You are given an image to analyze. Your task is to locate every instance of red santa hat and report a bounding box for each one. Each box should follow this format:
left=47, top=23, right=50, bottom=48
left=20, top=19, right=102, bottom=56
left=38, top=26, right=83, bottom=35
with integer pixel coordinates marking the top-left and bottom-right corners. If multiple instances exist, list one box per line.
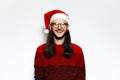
left=44, top=9, right=69, bottom=33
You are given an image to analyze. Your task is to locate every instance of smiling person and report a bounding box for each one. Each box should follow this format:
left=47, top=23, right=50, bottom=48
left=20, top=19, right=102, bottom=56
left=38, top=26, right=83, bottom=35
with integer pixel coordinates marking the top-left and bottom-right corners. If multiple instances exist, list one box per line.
left=34, top=10, right=86, bottom=80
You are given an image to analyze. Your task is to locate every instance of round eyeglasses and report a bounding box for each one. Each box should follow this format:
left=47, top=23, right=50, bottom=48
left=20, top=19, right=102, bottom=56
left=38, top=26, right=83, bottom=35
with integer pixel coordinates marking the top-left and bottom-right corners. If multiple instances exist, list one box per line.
left=50, top=22, right=68, bottom=28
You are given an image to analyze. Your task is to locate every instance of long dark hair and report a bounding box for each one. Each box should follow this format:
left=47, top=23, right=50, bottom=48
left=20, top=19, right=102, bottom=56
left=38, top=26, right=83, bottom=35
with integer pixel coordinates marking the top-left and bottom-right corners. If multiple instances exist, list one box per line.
left=44, top=30, right=73, bottom=58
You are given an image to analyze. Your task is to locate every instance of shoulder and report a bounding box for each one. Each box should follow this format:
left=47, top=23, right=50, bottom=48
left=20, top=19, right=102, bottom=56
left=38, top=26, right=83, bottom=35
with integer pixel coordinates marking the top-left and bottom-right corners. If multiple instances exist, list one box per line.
left=72, top=43, right=82, bottom=49
left=36, top=43, right=46, bottom=53
left=37, top=43, right=46, bottom=49
left=71, top=43, right=83, bottom=55
left=71, top=43, right=85, bottom=63
left=71, top=43, right=82, bottom=51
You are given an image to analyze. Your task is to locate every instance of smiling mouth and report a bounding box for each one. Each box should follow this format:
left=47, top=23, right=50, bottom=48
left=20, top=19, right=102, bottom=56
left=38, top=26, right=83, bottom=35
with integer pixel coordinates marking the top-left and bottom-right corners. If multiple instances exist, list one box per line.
left=56, top=30, right=64, bottom=33
left=52, top=30, right=65, bottom=40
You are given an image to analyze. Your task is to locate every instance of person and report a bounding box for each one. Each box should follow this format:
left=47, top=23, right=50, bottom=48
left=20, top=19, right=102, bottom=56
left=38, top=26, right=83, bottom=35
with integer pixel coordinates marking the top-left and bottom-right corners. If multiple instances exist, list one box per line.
left=34, top=9, right=86, bottom=80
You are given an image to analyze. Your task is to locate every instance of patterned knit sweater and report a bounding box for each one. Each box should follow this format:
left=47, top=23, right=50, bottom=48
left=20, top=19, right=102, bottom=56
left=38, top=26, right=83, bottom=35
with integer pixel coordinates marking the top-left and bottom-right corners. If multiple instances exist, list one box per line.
left=34, top=43, right=85, bottom=80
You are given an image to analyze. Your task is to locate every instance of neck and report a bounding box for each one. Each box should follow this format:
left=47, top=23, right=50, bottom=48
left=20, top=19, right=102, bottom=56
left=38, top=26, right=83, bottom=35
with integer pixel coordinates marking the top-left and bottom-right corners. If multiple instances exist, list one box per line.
left=54, top=37, right=65, bottom=45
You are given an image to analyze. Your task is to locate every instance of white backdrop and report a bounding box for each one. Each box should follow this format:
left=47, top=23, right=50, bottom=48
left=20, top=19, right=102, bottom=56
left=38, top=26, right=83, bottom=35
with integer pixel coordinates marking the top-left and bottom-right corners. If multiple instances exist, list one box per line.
left=0, top=0, right=120, bottom=80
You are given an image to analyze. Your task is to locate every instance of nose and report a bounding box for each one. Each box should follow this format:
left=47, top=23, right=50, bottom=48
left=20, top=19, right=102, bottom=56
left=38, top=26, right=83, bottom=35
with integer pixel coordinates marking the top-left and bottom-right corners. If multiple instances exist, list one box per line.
left=58, top=25, right=62, bottom=29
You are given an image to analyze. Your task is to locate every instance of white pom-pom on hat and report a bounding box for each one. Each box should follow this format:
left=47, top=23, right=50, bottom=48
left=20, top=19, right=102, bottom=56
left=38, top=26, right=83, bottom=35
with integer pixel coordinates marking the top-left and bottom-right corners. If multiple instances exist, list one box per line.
left=44, top=29, right=49, bottom=34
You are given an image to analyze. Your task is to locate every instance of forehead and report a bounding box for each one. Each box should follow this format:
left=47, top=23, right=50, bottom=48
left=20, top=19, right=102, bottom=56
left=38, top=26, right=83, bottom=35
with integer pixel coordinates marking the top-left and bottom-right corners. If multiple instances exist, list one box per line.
left=51, top=19, right=67, bottom=23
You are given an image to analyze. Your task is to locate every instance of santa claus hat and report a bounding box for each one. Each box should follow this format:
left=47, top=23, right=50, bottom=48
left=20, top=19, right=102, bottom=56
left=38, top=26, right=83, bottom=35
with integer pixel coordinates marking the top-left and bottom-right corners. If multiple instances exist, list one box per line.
left=44, top=9, right=69, bottom=33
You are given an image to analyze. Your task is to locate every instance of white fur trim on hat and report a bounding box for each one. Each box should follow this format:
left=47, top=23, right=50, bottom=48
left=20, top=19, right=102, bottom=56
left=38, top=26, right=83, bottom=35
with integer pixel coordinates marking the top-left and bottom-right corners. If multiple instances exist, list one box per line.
left=50, top=13, right=69, bottom=23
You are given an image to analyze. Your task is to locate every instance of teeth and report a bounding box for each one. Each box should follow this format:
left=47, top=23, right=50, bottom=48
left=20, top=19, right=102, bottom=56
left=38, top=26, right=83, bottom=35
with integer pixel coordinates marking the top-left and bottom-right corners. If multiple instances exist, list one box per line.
left=56, top=30, right=63, bottom=33
left=57, top=31, right=62, bottom=33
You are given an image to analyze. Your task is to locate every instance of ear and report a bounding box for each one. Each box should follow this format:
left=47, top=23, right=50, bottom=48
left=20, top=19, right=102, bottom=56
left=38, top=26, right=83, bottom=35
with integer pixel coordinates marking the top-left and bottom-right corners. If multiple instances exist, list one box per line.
left=67, top=26, right=69, bottom=30
left=49, top=26, right=52, bottom=30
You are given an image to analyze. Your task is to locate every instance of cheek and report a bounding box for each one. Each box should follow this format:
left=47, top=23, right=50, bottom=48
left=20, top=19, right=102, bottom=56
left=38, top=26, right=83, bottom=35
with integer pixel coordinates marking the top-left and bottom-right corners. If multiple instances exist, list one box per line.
left=49, top=26, right=55, bottom=31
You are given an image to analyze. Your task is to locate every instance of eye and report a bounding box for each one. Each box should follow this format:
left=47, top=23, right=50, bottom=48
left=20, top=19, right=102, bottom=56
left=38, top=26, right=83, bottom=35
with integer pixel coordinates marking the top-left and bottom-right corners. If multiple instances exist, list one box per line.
left=62, top=23, right=68, bottom=26
left=50, top=23, right=56, bottom=26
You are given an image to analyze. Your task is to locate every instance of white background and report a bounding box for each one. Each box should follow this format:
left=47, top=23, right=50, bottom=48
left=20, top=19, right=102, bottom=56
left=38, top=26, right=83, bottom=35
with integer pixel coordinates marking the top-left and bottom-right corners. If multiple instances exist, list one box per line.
left=0, top=0, right=120, bottom=80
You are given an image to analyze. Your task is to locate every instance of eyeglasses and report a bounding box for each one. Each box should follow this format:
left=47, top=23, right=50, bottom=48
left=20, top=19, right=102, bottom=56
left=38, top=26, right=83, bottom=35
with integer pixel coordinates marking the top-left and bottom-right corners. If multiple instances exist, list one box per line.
left=50, top=22, right=68, bottom=27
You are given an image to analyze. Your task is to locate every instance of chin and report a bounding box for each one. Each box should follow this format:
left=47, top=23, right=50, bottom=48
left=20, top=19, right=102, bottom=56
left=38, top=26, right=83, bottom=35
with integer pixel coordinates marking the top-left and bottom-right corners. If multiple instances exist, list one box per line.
left=54, top=34, right=65, bottom=40
left=55, top=33, right=64, bottom=36
left=56, top=35, right=64, bottom=37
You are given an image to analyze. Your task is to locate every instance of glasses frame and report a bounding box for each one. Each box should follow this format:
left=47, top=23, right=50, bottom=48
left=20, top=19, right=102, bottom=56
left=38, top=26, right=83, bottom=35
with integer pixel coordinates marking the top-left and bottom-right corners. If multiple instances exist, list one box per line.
left=50, top=22, right=68, bottom=28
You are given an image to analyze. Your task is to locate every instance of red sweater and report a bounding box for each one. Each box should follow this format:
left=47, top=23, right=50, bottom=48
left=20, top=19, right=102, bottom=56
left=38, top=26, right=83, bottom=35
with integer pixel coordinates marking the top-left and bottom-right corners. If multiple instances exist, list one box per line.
left=34, top=43, right=85, bottom=80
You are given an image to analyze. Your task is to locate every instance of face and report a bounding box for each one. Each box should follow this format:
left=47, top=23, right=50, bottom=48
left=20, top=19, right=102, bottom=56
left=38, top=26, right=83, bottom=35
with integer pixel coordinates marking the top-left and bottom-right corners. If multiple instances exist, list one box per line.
left=50, top=19, right=69, bottom=39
